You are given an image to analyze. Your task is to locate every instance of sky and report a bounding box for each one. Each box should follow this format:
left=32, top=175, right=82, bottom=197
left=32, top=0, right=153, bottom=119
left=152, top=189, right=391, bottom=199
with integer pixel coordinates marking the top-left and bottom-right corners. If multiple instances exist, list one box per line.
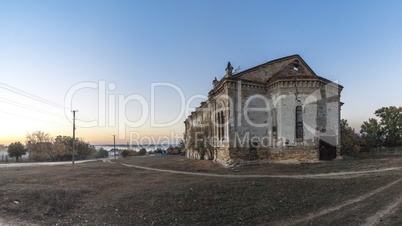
left=1, top=0, right=402, bottom=145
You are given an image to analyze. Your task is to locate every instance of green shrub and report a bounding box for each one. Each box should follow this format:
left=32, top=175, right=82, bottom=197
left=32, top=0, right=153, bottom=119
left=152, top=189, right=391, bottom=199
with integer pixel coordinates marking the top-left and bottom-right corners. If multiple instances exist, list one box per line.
left=95, top=148, right=109, bottom=158
left=121, top=150, right=129, bottom=158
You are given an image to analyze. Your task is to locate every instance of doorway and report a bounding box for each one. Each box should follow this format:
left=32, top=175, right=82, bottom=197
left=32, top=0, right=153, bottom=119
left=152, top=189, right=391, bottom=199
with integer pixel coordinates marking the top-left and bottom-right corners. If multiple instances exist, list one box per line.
left=319, top=139, right=336, bottom=160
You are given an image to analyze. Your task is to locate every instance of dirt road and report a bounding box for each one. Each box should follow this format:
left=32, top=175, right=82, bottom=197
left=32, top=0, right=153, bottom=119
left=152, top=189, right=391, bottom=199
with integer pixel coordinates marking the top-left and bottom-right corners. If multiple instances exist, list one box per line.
left=0, top=159, right=98, bottom=168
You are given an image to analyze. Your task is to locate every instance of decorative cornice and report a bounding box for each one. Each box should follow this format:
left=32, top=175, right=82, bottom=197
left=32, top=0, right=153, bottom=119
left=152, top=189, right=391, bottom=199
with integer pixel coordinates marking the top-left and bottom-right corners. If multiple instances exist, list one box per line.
left=267, top=77, right=343, bottom=92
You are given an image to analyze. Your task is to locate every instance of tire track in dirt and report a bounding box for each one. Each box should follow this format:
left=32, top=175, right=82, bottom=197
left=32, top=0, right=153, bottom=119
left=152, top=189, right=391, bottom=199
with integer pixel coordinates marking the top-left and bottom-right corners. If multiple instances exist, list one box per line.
left=101, top=158, right=115, bottom=164
left=362, top=193, right=402, bottom=226
left=0, top=217, right=38, bottom=226
left=276, top=178, right=402, bottom=225
left=119, top=162, right=402, bottom=179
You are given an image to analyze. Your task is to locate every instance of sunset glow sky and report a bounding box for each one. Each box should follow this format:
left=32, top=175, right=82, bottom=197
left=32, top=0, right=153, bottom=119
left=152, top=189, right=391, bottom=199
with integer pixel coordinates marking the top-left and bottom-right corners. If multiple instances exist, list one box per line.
left=1, top=0, right=402, bottom=145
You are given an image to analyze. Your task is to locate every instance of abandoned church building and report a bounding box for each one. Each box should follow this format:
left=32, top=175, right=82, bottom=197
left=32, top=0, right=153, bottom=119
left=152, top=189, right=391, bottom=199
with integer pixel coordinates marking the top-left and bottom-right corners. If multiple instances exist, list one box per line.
left=184, top=55, right=343, bottom=166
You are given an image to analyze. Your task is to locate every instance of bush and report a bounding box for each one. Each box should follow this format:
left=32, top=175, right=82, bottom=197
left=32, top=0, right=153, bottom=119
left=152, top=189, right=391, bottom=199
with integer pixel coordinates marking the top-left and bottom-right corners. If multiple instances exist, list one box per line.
left=138, top=148, right=147, bottom=156
left=121, top=150, right=129, bottom=158
left=95, top=148, right=109, bottom=158
left=154, top=148, right=163, bottom=154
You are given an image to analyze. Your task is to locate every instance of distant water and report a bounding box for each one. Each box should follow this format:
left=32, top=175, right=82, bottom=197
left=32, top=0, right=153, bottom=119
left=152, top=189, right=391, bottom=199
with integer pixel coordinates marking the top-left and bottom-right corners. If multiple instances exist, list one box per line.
left=93, top=144, right=174, bottom=152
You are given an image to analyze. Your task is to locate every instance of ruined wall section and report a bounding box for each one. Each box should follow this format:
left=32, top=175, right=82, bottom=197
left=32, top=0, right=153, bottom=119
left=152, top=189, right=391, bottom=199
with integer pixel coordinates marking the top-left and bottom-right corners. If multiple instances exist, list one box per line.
left=317, top=82, right=342, bottom=149
left=231, top=82, right=268, bottom=149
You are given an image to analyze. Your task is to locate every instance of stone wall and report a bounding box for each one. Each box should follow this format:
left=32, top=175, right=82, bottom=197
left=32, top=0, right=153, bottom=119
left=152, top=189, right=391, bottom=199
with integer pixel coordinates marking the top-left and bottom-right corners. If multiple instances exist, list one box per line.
left=214, top=148, right=232, bottom=165
left=265, top=146, right=319, bottom=162
left=213, top=145, right=319, bottom=166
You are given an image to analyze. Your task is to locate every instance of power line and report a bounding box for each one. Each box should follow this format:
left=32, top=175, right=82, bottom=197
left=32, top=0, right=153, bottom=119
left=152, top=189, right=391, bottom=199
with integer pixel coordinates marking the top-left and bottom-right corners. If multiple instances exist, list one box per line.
left=0, top=110, right=71, bottom=127
left=0, top=82, right=65, bottom=109
left=0, top=81, right=120, bottom=144
left=0, top=98, right=117, bottom=139
left=0, top=97, right=66, bottom=119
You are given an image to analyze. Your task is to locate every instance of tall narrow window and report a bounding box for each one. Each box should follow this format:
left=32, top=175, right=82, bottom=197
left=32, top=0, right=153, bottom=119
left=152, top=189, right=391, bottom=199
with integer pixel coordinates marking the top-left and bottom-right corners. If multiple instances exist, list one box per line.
left=221, top=112, right=225, bottom=140
left=272, top=108, right=277, bottom=139
left=296, top=106, right=303, bottom=139
left=217, top=112, right=221, bottom=140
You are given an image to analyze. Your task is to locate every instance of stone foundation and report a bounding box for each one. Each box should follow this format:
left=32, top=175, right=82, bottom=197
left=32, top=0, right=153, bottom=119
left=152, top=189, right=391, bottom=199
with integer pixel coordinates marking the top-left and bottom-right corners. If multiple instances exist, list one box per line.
left=188, top=145, right=321, bottom=167
left=214, top=148, right=232, bottom=165
left=266, top=146, right=319, bottom=162
left=213, top=146, right=319, bottom=166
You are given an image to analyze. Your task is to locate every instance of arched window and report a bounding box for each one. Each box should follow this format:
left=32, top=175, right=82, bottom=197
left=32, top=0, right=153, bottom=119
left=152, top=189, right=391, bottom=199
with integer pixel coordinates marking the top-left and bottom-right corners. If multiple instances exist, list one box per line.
left=216, top=111, right=225, bottom=140
left=216, top=103, right=226, bottom=141
left=296, top=106, right=303, bottom=139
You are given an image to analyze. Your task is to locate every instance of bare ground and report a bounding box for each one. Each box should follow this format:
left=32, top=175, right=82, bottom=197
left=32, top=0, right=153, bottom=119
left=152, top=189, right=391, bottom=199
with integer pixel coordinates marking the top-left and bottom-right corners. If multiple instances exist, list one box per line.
left=0, top=155, right=401, bottom=225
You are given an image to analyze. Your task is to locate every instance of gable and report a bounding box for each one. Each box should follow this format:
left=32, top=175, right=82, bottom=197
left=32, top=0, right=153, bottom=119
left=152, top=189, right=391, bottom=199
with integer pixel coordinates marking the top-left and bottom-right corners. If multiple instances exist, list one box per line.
left=233, top=55, right=317, bottom=83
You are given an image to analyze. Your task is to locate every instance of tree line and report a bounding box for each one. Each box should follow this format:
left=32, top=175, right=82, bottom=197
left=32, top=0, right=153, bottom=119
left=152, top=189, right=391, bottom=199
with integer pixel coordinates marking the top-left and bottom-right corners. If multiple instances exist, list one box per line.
left=7, top=131, right=95, bottom=162
left=341, top=106, right=402, bottom=154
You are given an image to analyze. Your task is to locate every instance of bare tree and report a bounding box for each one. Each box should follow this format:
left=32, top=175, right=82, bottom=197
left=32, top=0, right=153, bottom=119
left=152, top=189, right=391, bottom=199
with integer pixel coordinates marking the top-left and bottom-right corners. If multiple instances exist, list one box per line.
left=26, top=131, right=54, bottom=161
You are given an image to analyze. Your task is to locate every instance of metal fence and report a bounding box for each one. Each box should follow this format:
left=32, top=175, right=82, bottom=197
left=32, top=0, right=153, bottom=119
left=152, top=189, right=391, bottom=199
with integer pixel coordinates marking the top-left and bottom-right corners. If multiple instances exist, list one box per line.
left=369, top=147, right=402, bottom=156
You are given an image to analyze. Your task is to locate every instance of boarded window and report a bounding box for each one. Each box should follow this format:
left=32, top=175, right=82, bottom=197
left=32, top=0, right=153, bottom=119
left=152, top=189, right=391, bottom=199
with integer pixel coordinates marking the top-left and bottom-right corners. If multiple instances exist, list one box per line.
left=272, top=108, right=277, bottom=139
left=220, top=112, right=225, bottom=140
left=216, top=111, right=225, bottom=140
left=216, top=112, right=221, bottom=140
left=296, top=106, right=303, bottom=139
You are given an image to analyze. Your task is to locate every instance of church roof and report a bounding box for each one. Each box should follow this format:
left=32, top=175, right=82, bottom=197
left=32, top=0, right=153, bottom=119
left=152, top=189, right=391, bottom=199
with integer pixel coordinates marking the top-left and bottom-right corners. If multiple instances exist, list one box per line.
left=208, top=54, right=343, bottom=98
left=233, top=54, right=318, bottom=83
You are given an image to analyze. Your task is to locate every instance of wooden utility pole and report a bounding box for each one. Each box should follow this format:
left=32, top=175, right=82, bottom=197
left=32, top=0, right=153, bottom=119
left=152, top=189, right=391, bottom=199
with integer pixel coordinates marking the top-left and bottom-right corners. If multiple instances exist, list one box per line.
left=113, top=135, right=116, bottom=160
left=72, top=110, right=78, bottom=165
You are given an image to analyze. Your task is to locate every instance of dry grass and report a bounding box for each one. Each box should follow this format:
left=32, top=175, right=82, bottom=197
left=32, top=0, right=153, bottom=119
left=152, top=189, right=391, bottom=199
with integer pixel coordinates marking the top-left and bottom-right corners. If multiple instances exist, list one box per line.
left=0, top=156, right=401, bottom=225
